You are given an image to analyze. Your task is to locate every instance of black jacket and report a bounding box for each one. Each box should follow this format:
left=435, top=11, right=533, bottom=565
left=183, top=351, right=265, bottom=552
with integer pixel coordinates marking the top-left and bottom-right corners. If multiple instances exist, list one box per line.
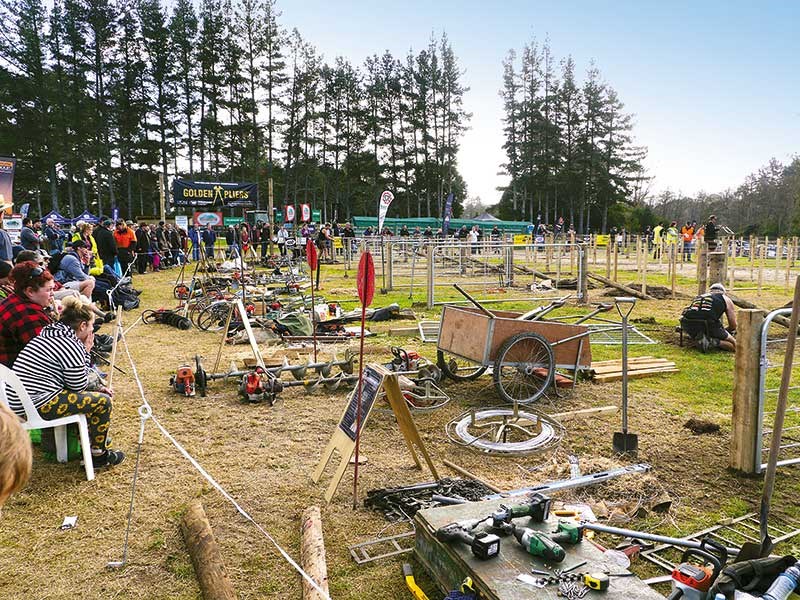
left=94, top=226, right=117, bottom=265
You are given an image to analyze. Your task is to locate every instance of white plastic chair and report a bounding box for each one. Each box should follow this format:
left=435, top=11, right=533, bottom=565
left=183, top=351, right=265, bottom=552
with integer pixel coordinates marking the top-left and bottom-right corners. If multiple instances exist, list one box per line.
left=0, top=364, right=94, bottom=481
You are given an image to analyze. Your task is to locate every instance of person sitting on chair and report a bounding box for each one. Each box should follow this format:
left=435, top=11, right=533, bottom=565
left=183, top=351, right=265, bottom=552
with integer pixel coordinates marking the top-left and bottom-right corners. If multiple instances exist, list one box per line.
left=6, top=297, right=125, bottom=468
left=0, top=261, right=55, bottom=366
left=680, top=282, right=737, bottom=352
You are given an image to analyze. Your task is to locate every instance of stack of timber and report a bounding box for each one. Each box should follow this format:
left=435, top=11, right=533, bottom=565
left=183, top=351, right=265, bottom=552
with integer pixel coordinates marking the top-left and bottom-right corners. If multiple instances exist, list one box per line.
left=590, top=356, right=677, bottom=383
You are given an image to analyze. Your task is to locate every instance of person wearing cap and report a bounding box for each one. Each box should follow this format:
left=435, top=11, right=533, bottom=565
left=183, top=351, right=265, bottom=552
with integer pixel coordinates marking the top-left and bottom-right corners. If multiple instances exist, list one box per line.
left=71, top=221, right=103, bottom=275
left=680, top=282, right=736, bottom=352
left=53, top=240, right=95, bottom=299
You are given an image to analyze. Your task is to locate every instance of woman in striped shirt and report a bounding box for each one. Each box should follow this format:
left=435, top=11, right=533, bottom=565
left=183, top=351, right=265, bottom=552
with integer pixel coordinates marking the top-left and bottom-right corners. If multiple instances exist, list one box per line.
left=9, top=297, right=125, bottom=468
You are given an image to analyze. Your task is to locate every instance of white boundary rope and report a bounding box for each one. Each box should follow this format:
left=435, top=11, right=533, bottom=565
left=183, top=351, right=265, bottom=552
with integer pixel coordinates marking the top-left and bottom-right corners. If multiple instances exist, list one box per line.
left=118, top=327, right=332, bottom=600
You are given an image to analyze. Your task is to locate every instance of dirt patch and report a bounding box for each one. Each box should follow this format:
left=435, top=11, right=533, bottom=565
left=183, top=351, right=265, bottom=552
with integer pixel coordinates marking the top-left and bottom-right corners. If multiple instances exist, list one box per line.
left=684, top=418, right=721, bottom=435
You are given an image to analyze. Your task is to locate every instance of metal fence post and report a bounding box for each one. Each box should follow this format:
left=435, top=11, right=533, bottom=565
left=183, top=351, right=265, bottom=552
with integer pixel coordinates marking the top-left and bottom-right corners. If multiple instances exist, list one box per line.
left=386, top=241, right=394, bottom=291
left=426, top=244, right=435, bottom=310
left=578, top=244, right=588, bottom=305
left=729, top=309, right=765, bottom=474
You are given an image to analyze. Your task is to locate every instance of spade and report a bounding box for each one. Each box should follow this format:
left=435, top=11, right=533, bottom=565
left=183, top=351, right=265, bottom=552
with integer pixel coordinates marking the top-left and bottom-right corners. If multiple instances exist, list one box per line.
left=613, top=297, right=638, bottom=456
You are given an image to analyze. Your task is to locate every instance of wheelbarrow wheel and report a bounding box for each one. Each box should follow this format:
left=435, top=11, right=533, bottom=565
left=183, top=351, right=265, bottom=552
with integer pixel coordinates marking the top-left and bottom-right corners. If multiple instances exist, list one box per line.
left=492, top=332, right=554, bottom=404
left=437, top=350, right=487, bottom=382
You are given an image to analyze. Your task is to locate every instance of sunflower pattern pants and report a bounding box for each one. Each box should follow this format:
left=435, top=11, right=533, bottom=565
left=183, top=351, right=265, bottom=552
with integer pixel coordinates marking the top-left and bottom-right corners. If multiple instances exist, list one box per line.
left=38, top=390, right=113, bottom=451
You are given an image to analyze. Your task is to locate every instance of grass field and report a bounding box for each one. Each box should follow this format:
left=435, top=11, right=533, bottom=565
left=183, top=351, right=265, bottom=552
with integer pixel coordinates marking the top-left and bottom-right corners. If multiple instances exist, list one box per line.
left=2, top=257, right=800, bottom=599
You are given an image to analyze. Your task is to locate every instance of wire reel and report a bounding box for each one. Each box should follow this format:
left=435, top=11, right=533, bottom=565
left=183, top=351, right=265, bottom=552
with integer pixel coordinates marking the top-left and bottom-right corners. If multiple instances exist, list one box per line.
left=445, top=407, right=564, bottom=456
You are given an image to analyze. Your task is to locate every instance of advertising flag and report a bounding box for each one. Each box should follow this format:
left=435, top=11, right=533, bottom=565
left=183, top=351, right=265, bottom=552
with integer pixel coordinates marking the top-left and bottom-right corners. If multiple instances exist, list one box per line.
left=442, top=192, right=455, bottom=236
left=377, top=190, right=394, bottom=233
left=301, top=203, right=311, bottom=222
left=0, top=157, right=16, bottom=215
left=284, top=204, right=296, bottom=223
left=19, top=203, right=30, bottom=218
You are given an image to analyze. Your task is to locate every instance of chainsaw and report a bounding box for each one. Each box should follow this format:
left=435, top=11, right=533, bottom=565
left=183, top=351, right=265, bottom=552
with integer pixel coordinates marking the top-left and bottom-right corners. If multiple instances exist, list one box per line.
left=386, top=346, right=442, bottom=384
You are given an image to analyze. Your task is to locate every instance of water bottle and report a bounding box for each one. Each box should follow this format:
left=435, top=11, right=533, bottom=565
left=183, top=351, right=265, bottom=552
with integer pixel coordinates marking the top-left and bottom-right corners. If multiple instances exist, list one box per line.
left=762, top=564, right=800, bottom=600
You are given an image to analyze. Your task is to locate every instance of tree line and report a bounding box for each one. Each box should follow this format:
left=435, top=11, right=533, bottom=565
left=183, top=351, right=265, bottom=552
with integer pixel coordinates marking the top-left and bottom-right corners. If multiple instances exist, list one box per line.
left=646, top=157, right=800, bottom=237
left=494, top=38, right=649, bottom=233
left=0, top=0, right=469, bottom=221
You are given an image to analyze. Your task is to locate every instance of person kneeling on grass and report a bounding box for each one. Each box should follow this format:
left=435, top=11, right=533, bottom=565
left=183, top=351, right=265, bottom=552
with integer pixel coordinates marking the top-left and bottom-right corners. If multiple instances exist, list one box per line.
left=6, top=296, right=125, bottom=468
left=680, top=282, right=737, bottom=352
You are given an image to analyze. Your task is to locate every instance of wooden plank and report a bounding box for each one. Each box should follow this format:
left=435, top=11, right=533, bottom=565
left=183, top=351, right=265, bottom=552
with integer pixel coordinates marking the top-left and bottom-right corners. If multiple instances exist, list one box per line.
left=437, top=305, right=491, bottom=362
left=414, top=499, right=665, bottom=600
left=550, top=405, right=618, bottom=420
left=591, top=360, right=675, bottom=375
left=590, top=356, right=655, bottom=367
left=593, top=367, right=679, bottom=383
left=386, top=326, right=419, bottom=337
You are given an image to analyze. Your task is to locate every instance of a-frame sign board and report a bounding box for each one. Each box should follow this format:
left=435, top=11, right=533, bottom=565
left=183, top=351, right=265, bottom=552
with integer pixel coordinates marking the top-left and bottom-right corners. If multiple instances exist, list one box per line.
left=212, top=299, right=267, bottom=375
left=311, top=363, right=439, bottom=503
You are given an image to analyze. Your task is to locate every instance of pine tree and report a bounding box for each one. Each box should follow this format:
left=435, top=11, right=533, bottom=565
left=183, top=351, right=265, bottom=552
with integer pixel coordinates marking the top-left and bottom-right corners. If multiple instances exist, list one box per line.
left=86, top=0, right=117, bottom=215
left=111, top=2, right=148, bottom=217
left=138, top=0, right=177, bottom=193
left=170, top=0, right=199, bottom=177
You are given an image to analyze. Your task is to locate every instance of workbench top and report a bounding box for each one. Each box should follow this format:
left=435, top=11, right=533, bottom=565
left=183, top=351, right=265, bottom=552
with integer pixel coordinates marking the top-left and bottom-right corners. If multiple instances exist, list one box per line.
left=414, top=497, right=664, bottom=599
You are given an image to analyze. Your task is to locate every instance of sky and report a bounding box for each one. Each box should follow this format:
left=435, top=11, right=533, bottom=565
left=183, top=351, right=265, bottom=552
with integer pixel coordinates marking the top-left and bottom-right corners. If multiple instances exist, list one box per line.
left=281, top=0, right=799, bottom=206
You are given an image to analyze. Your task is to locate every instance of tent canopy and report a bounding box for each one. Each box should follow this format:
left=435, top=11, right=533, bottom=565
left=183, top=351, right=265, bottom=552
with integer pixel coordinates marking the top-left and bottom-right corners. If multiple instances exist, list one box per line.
left=71, top=211, right=99, bottom=224
left=473, top=212, right=501, bottom=221
left=41, top=210, right=71, bottom=226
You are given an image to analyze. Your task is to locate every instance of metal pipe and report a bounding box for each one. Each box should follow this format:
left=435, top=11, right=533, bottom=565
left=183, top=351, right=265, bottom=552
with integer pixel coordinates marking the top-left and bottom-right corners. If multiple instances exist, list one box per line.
left=579, top=522, right=740, bottom=557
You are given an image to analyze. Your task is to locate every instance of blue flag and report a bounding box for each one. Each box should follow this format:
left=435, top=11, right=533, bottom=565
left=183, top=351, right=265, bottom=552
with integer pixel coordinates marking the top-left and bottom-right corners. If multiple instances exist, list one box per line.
left=442, top=193, right=454, bottom=236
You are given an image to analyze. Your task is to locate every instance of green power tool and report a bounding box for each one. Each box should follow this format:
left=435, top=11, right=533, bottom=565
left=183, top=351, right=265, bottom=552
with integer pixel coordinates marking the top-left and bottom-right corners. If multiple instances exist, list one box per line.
left=506, top=523, right=566, bottom=563
left=488, top=493, right=552, bottom=528
left=551, top=520, right=584, bottom=545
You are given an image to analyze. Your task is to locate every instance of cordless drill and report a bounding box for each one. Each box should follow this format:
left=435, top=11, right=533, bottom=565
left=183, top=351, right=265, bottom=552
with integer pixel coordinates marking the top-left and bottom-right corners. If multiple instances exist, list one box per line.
left=488, top=493, right=552, bottom=529
left=550, top=520, right=583, bottom=546
left=435, top=522, right=501, bottom=560
left=500, top=522, right=566, bottom=563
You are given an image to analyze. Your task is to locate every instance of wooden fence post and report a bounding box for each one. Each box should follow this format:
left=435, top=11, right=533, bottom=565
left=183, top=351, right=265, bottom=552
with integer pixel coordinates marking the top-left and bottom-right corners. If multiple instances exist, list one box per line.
left=708, top=251, right=726, bottom=287
left=729, top=309, right=765, bottom=474
left=605, top=238, right=611, bottom=279
left=301, top=506, right=330, bottom=600
left=181, top=500, right=238, bottom=600
left=698, top=243, right=708, bottom=295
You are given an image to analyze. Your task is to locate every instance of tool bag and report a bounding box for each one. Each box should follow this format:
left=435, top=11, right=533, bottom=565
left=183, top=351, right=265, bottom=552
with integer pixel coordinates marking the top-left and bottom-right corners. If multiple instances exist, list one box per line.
left=272, top=312, right=313, bottom=336
left=709, top=555, right=796, bottom=598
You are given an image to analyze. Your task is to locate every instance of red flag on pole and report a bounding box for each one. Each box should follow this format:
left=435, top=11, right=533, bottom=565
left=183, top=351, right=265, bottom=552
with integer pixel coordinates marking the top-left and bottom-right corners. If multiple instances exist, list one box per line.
left=357, top=252, right=375, bottom=308
left=306, top=238, right=318, bottom=271
left=353, top=250, right=375, bottom=509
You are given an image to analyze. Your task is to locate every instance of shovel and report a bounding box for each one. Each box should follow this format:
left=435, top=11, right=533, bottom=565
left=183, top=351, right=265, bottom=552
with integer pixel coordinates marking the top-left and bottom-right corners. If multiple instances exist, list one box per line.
left=613, top=297, right=638, bottom=456
left=737, top=275, right=800, bottom=561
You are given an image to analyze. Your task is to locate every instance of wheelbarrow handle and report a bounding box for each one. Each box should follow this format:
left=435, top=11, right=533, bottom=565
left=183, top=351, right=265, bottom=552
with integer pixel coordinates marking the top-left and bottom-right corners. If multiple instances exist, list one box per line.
left=453, top=284, right=494, bottom=319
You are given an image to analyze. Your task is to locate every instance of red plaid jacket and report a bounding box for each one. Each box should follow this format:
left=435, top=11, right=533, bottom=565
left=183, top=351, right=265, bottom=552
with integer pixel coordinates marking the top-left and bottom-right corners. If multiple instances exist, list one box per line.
left=0, top=293, right=53, bottom=366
